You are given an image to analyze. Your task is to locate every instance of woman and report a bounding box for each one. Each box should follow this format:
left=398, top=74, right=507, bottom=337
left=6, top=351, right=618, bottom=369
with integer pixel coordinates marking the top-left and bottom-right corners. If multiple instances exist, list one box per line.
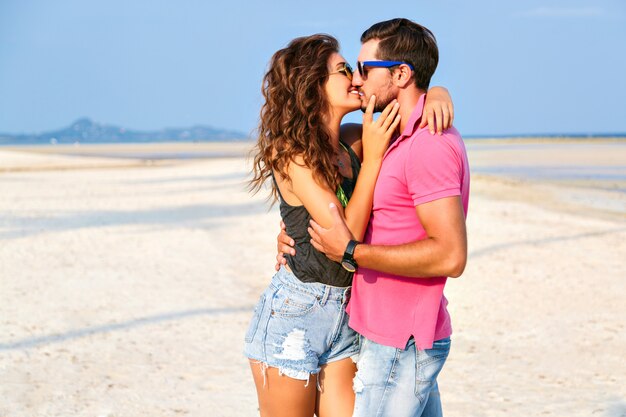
left=246, top=34, right=453, bottom=417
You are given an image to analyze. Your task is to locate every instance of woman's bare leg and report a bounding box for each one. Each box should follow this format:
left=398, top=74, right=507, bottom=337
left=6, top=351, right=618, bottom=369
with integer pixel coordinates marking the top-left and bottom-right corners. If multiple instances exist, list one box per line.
left=315, top=357, right=357, bottom=417
left=250, top=360, right=317, bottom=417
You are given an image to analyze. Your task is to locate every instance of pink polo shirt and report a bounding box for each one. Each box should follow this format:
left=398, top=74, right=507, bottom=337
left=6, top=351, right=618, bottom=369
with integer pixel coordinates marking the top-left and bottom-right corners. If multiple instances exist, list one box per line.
left=346, top=94, right=470, bottom=350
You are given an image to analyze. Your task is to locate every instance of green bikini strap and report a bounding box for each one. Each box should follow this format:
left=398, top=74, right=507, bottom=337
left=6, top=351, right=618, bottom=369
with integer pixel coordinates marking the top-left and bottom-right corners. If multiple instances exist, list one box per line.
left=336, top=140, right=351, bottom=208
left=336, top=186, right=348, bottom=208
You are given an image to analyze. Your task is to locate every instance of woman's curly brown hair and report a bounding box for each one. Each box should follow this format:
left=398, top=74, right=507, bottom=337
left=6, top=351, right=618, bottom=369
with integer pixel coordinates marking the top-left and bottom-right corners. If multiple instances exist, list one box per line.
left=249, top=34, right=342, bottom=202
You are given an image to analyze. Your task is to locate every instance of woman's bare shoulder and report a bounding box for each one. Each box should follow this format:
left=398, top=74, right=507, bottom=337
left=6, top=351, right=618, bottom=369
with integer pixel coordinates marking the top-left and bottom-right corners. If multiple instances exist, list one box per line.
left=340, top=123, right=363, bottom=160
left=340, top=123, right=362, bottom=146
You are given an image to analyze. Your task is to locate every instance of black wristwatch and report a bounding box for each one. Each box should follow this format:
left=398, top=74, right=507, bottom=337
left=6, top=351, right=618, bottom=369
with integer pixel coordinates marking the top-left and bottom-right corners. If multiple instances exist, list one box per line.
left=341, top=240, right=360, bottom=272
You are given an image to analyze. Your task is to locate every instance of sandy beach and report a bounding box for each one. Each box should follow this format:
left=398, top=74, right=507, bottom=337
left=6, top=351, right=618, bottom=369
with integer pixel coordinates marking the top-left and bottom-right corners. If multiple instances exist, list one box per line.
left=1, top=140, right=625, bottom=417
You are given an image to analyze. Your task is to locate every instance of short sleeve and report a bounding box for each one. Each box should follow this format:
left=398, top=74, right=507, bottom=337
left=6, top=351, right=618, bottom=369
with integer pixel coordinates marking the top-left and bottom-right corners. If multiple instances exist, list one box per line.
left=404, top=133, right=463, bottom=206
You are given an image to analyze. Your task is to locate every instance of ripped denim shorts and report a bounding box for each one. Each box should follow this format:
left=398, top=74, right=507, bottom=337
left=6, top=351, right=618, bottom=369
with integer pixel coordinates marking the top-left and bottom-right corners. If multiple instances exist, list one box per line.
left=244, top=266, right=359, bottom=381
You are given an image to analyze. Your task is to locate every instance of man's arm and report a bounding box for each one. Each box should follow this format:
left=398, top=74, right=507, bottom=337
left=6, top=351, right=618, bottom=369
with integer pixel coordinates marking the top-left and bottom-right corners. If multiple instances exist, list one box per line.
left=274, top=220, right=294, bottom=271
left=308, top=196, right=467, bottom=278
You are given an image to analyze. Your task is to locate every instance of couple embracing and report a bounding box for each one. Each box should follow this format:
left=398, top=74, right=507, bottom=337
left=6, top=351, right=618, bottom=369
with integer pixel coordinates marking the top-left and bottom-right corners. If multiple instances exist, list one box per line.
left=246, top=17, right=470, bottom=417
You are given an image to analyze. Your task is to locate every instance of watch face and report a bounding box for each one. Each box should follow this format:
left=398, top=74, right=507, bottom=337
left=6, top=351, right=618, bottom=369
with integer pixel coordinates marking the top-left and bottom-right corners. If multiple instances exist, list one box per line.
left=341, top=260, right=356, bottom=273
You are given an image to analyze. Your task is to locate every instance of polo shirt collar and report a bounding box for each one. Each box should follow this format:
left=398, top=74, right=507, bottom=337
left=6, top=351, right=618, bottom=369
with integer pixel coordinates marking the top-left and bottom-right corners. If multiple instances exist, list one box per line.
left=385, top=93, right=426, bottom=156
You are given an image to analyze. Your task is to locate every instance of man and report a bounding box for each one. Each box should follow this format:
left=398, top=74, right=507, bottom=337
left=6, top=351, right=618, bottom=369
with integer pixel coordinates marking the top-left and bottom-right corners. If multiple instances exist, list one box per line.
left=279, top=18, right=469, bottom=417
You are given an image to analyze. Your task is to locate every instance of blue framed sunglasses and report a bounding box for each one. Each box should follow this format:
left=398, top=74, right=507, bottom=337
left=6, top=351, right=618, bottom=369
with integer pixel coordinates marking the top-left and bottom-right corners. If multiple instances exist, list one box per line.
left=357, top=60, right=414, bottom=78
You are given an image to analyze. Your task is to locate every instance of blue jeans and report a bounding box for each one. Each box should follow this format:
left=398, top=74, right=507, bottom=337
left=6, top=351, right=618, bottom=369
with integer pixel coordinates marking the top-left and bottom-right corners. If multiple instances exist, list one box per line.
left=352, top=335, right=451, bottom=417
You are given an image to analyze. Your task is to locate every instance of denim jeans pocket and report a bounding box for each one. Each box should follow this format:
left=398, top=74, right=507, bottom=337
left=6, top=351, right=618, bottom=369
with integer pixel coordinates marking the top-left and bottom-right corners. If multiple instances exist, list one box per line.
left=415, top=337, right=450, bottom=388
left=272, top=285, right=319, bottom=317
left=415, top=338, right=450, bottom=397
left=245, top=294, right=266, bottom=343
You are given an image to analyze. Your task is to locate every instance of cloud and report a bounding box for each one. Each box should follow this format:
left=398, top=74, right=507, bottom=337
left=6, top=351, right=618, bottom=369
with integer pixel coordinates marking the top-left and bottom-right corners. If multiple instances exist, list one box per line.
left=515, top=7, right=606, bottom=18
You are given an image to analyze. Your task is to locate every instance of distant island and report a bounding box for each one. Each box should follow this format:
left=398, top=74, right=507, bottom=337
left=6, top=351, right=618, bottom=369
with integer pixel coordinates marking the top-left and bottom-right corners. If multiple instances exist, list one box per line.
left=1, top=119, right=624, bottom=146
left=0, top=118, right=250, bottom=145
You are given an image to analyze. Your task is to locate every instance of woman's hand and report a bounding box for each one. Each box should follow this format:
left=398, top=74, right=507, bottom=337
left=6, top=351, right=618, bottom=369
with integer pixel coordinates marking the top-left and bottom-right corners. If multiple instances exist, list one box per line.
left=361, top=95, right=401, bottom=163
left=420, top=86, right=454, bottom=135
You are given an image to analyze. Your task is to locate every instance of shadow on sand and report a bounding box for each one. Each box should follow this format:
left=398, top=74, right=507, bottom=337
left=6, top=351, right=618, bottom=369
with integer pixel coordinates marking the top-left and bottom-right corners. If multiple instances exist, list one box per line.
left=469, top=227, right=626, bottom=259
left=0, top=201, right=276, bottom=240
left=0, top=305, right=253, bottom=351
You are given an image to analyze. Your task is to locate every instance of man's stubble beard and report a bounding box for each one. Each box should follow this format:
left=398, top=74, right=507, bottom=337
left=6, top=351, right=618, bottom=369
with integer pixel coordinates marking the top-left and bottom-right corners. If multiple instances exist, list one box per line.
left=360, top=80, right=397, bottom=113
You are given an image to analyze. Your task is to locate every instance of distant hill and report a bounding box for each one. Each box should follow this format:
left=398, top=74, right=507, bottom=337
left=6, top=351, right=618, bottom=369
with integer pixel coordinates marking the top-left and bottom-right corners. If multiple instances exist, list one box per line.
left=0, top=118, right=250, bottom=145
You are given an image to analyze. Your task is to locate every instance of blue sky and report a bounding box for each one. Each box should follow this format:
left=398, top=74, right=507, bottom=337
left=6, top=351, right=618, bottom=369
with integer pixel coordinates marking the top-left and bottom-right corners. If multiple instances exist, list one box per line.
left=1, top=0, right=625, bottom=136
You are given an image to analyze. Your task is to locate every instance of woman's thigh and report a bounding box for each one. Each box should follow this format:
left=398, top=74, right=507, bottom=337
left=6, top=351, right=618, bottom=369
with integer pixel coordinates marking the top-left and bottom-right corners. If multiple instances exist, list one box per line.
left=250, top=360, right=317, bottom=417
left=315, top=357, right=357, bottom=417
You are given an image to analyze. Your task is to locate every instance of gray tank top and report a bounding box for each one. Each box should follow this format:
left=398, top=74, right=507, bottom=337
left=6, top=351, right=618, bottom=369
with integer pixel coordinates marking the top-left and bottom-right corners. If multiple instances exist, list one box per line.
left=275, top=142, right=361, bottom=287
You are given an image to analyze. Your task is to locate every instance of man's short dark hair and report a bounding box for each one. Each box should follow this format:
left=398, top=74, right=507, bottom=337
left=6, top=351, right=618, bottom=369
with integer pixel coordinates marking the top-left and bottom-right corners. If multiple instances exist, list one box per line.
left=361, top=18, right=438, bottom=90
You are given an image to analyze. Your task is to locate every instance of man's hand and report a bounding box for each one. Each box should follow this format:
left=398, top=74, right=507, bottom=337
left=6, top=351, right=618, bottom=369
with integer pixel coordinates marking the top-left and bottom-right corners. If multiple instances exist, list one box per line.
left=275, top=220, right=296, bottom=271
left=308, top=203, right=355, bottom=263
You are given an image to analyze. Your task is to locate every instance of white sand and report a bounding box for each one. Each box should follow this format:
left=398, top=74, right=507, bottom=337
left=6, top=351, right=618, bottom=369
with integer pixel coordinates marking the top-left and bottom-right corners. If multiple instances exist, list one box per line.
left=0, top=143, right=624, bottom=417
